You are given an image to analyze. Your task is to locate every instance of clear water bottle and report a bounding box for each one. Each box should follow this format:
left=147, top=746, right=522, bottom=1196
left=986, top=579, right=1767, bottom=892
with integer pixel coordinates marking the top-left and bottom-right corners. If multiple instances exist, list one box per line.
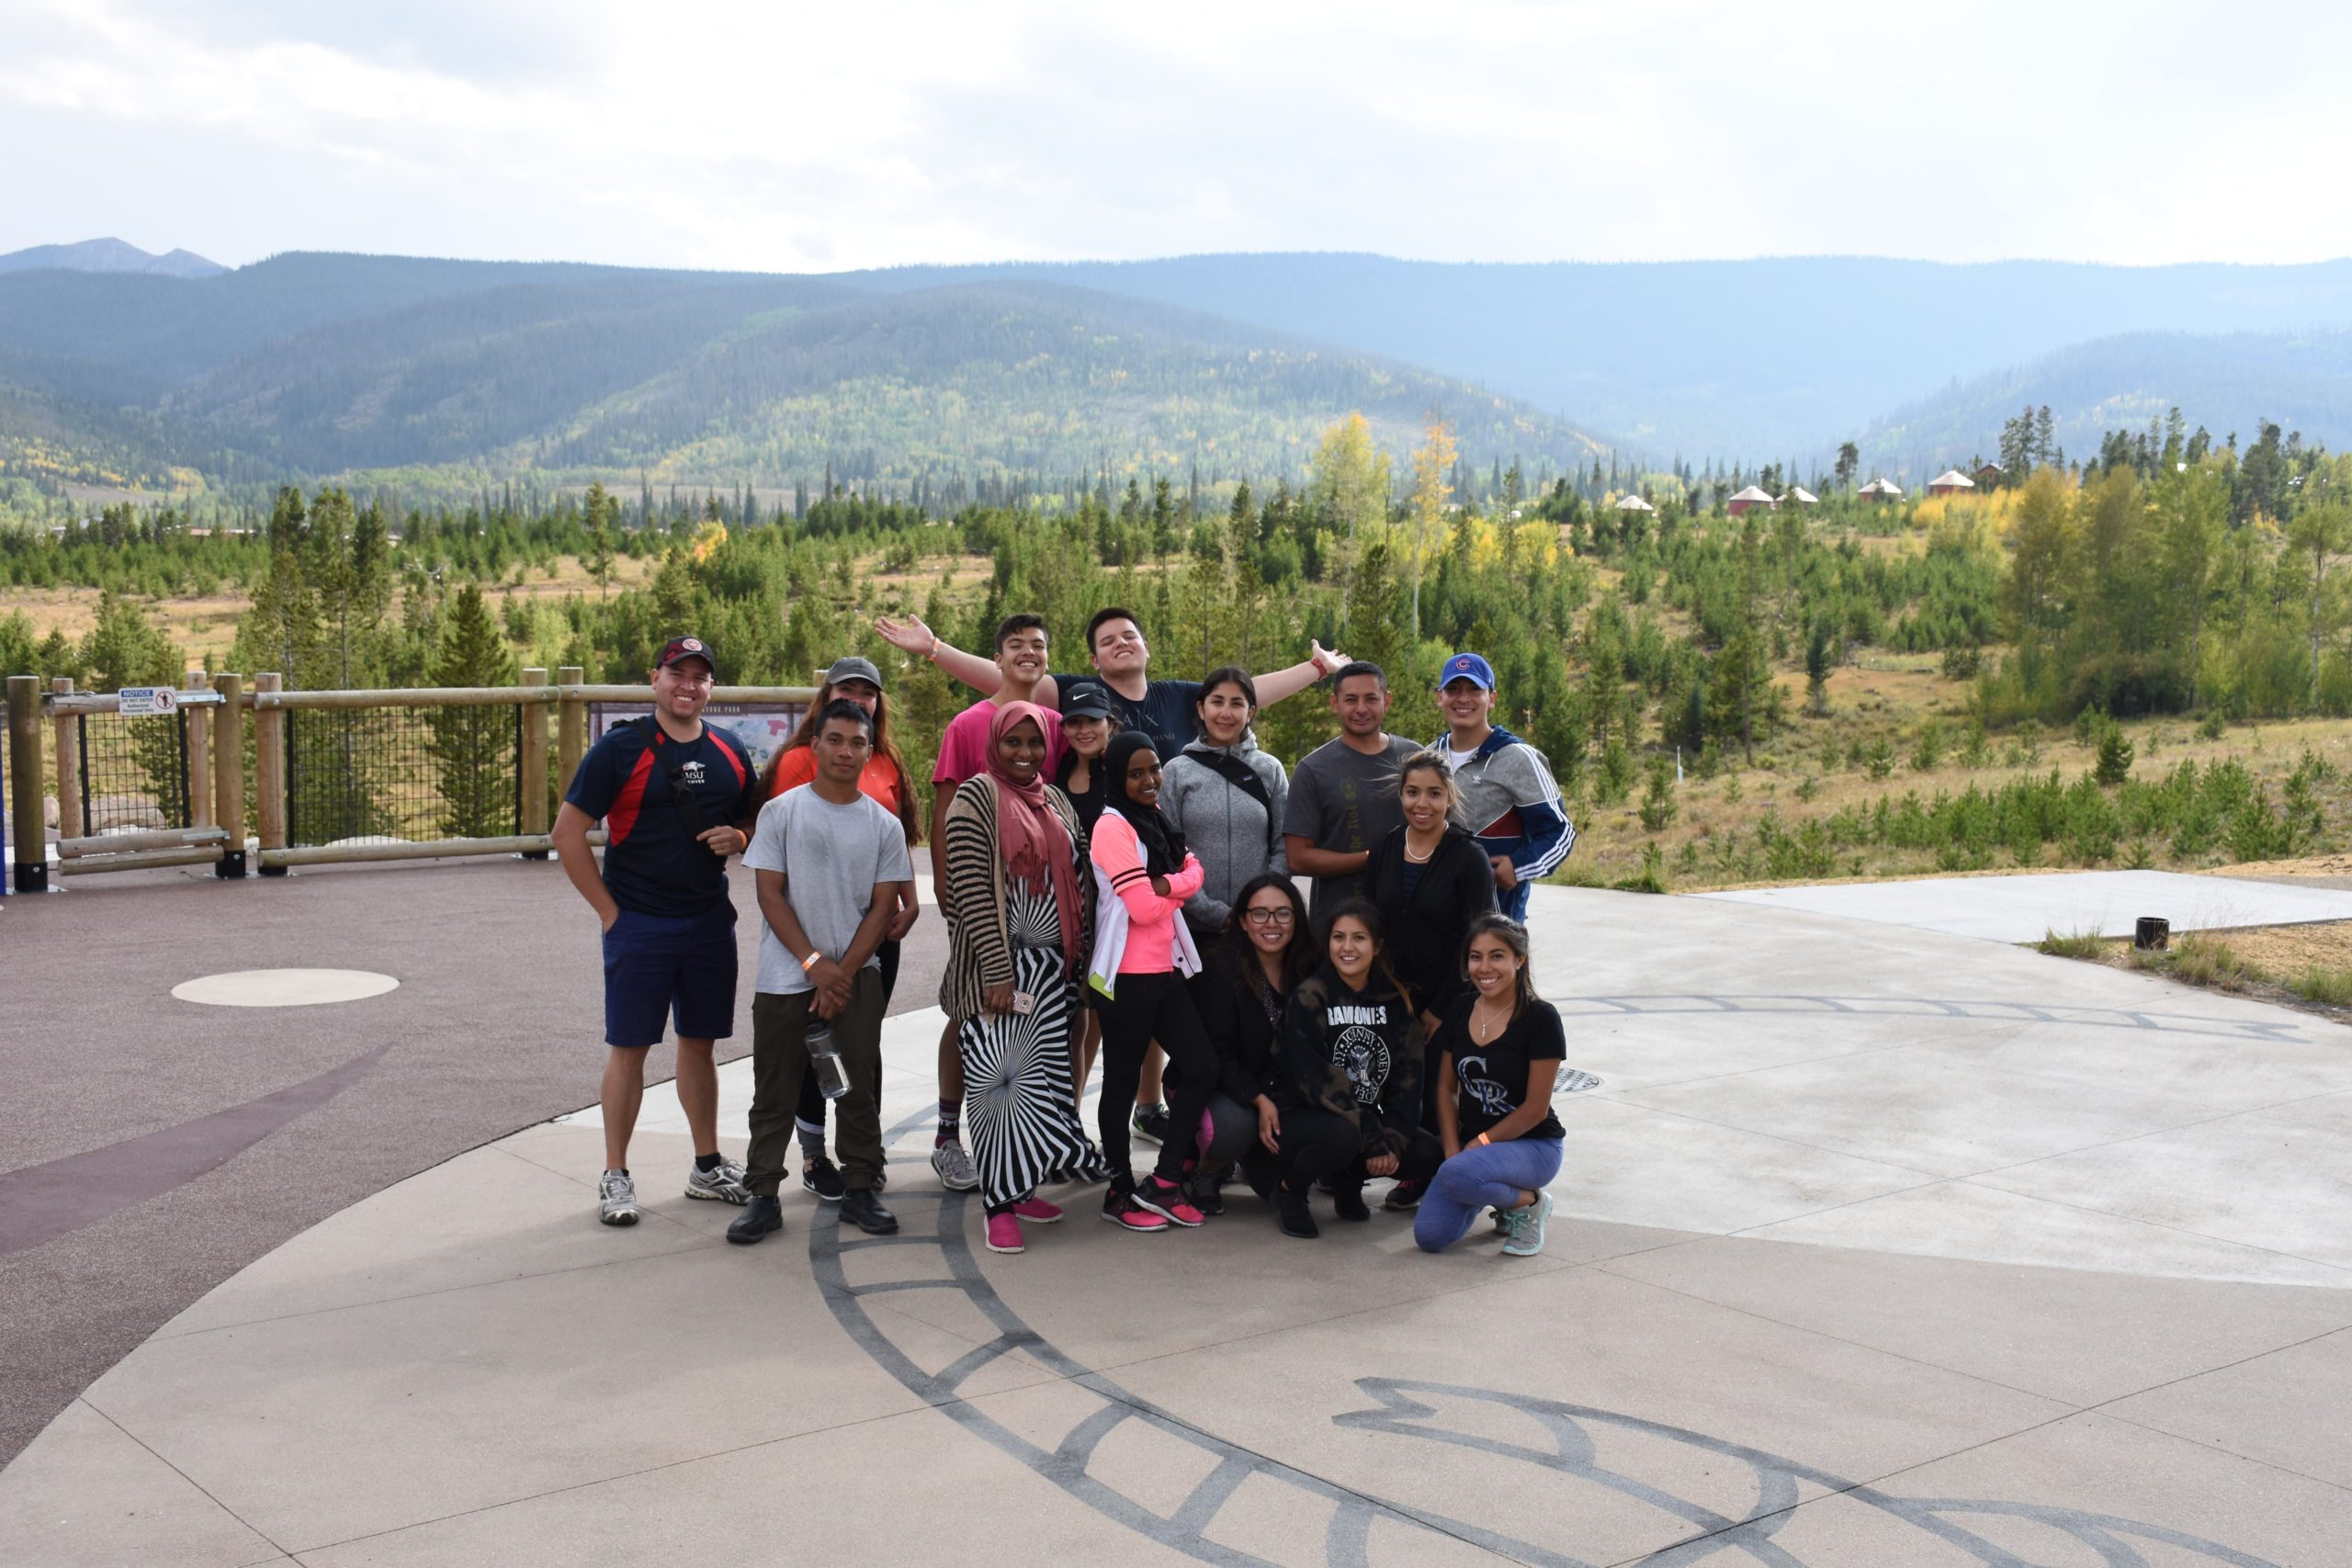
left=808, top=1017, right=850, bottom=1100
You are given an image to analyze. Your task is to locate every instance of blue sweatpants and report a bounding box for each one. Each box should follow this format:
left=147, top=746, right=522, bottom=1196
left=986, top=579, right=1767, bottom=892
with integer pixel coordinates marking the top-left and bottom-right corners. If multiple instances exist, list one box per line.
left=1414, top=1136, right=1564, bottom=1253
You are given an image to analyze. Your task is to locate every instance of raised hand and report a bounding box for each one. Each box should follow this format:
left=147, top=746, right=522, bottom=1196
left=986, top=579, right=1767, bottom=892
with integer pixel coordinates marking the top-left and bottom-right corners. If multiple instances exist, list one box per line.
left=873, top=614, right=934, bottom=655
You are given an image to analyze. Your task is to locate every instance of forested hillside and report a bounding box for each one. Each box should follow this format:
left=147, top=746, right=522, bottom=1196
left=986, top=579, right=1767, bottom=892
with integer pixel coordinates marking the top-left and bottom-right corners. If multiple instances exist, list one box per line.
left=0, top=255, right=1605, bottom=510
left=1857, top=330, right=2352, bottom=474
left=847, top=254, right=2352, bottom=457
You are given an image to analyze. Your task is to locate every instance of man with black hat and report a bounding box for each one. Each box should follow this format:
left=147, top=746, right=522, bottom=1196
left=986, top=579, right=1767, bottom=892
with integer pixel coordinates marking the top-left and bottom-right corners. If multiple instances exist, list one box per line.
left=552, top=635, right=762, bottom=1226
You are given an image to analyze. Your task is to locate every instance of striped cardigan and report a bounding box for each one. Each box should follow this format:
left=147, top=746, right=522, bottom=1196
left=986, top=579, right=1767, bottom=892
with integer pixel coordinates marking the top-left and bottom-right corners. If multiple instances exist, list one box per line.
left=937, top=774, right=1093, bottom=1019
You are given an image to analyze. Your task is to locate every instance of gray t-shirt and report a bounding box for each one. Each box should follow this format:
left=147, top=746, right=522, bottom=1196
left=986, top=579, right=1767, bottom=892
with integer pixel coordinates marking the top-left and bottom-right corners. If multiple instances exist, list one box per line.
left=743, top=786, right=914, bottom=995
left=1283, top=734, right=1419, bottom=918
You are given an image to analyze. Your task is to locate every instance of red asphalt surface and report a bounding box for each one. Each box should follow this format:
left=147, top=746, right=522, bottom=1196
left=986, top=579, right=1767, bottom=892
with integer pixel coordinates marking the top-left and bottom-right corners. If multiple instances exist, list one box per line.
left=0, top=856, right=950, bottom=1467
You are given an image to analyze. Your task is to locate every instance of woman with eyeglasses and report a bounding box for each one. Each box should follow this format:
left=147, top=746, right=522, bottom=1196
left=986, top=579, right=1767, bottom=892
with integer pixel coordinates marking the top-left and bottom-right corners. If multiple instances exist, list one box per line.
left=1182, top=873, right=1315, bottom=1215
left=1414, top=914, right=1563, bottom=1258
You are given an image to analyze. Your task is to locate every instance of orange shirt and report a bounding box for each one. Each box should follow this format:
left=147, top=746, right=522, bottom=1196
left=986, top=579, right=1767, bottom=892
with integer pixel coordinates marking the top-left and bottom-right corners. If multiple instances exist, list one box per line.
left=765, top=747, right=909, bottom=823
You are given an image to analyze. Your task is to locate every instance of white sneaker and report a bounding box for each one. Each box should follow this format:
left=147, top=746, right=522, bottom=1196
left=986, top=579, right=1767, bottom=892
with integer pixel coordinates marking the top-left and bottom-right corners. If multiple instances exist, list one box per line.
left=931, top=1139, right=980, bottom=1191
left=598, top=1169, right=639, bottom=1226
left=684, top=1156, right=751, bottom=1205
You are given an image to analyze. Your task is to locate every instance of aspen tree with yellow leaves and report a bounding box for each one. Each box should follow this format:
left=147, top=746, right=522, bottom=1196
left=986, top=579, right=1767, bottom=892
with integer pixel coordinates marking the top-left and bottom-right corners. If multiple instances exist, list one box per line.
left=1409, top=412, right=1456, bottom=638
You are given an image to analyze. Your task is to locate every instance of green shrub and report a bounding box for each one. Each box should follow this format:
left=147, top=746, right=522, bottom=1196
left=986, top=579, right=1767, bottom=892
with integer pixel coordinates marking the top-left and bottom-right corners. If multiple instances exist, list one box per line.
left=2197, top=709, right=2227, bottom=740
left=2094, top=727, right=2134, bottom=785
left=1638, top=753, right=1678, bottom=832
left=2168, top=934, right=2257, bottom=991
left=1863, top=737, right=1894, bottom=779
left=1911, top=719, right=1945, bottom=773
left=2036, top=929, right=2105, bottom=960
left=2291, top=966, right=2352, bottom=1007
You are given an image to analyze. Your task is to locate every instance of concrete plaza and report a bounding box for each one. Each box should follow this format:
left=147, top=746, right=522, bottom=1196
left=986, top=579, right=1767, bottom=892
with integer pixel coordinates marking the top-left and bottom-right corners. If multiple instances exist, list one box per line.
left=3, top=874, right=2349, bottom=1564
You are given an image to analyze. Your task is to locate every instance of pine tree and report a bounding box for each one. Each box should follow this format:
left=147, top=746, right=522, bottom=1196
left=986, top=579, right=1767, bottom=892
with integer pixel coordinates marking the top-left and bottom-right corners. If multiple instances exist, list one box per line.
left=426, top=584, right=520, bottom=839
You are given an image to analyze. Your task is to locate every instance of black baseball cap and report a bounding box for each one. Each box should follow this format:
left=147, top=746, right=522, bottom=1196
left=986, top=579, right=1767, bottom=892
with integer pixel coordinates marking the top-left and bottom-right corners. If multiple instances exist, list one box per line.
left=1060, top=682, right=1115, bottom=720
left=656, top=635, right=718, bottom=678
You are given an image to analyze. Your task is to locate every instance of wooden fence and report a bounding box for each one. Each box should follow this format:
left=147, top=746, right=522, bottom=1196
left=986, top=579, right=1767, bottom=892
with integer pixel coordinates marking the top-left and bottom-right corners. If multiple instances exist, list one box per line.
left=5, top=670, right=817, bottom=890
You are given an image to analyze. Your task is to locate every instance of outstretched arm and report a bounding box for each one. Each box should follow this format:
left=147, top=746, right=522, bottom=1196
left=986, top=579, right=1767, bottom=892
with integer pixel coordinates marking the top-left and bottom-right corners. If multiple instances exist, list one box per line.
left=874, top=614, right=1003, bottom=697
left=1250, top=640, right=1347, bottom=707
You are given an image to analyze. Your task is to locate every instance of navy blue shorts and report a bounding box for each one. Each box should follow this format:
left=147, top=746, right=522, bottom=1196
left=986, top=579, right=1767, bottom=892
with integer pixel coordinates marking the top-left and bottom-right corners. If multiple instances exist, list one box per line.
left=601, top=900, right=739, bottom=1048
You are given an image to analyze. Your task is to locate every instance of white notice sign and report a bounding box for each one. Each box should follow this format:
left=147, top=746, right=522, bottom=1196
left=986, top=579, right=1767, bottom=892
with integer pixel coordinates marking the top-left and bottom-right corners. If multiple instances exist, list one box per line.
left=118, top=687, right=176, bottom=716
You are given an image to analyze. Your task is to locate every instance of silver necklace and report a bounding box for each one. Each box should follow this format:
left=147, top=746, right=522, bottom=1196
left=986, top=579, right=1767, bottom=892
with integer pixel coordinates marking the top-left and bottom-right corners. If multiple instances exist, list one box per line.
left=1472, top=996, right=1510, bottom=1043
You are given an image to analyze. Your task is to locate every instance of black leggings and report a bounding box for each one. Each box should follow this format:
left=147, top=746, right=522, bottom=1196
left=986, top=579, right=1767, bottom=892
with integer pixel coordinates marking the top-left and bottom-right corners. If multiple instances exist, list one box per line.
left=1094, top=971, right=1217, bottom=1188
left=1244, top=1109, right=1442, bottom=1197
left=796, top=939, right=901, bottom=1134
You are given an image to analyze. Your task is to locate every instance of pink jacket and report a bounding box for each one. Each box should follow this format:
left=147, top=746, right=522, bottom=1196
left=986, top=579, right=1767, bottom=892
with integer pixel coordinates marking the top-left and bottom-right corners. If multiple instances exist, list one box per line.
left=1089, top=811, right=1204, bottom=975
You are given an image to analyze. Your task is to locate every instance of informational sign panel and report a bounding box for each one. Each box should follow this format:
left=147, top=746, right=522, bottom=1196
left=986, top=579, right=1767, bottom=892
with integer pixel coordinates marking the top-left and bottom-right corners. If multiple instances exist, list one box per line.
left=587, top=702, right=808, bottom=780
left=117, top=687, right=177, bottom=716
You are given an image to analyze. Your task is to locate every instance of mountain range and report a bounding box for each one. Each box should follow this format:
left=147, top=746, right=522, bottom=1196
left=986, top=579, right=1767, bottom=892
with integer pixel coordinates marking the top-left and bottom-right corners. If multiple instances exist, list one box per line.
left=2, top=240, right=2349, bottom=501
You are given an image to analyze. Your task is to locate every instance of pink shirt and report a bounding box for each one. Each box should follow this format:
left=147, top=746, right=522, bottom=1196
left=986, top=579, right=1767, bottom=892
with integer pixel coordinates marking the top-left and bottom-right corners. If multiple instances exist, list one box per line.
left=1090, top=810, right=1204, bottom=974
left=933, top=697, right=1066, bottom=787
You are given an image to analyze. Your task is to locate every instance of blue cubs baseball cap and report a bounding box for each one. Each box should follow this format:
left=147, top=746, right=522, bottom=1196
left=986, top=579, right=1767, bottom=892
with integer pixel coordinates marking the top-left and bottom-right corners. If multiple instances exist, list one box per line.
left=1439, top=652, right=1496, bottom=691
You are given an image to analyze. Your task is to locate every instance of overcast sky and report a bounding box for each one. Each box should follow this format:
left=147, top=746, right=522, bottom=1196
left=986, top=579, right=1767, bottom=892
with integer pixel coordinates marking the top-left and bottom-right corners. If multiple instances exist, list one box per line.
left=5, top=0, right=2347, bottom=274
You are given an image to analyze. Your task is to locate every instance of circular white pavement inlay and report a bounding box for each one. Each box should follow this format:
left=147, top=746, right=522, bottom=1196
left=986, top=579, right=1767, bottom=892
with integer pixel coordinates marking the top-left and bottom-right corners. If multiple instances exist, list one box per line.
left=172, top=969, right=401, bottom=1008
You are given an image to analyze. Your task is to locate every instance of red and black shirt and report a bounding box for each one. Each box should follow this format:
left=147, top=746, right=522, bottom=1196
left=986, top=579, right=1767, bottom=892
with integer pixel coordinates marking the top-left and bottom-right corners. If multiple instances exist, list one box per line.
left=564, top=719, right=756, bottom=918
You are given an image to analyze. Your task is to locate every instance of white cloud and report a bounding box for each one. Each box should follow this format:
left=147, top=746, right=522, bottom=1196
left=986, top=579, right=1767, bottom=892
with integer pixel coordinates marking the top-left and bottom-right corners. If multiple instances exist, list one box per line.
left=1, top=0, right=2347, bottom=270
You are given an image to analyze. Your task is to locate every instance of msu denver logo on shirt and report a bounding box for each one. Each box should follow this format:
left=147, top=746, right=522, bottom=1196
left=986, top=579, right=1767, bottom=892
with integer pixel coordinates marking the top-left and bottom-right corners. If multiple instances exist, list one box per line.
left=1326, top=1003, right=1391, bottom=1104
left=678, top=761, right=707, bottom=787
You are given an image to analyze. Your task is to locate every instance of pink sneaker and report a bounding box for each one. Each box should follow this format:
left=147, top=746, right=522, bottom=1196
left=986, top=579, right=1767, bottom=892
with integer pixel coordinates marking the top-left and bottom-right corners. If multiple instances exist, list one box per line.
left=1012, top=1197, right=1063, bottom=1224
left=1135, top=1178, right=1205, bottom=1228
left=1102, top=1190, right=1170, bottom=1232
left=985, top=1213, right=1024, bottom=1254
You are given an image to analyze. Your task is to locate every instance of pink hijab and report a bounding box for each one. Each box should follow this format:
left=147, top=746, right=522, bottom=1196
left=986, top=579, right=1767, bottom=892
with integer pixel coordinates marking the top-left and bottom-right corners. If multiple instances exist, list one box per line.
left=985, top=701, right=1083, bottom=973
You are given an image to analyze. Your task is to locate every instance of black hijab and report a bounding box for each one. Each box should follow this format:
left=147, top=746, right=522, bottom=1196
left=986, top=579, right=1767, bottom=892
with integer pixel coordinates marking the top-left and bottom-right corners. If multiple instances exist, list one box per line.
left=1104, top=728, right=1187, bottom=875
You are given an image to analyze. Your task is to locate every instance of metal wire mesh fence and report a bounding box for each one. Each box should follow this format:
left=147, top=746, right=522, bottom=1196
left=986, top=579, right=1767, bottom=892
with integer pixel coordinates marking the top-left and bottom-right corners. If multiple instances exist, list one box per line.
left=75, top=710, right=192, bottom=833
left=284, top=704, right=521, bottom=848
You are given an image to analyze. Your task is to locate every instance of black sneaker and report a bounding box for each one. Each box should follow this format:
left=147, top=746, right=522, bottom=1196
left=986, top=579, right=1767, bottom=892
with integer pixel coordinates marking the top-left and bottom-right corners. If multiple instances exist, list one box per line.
left=1274, top=1188, right=1319, bottom=1239
left=841, top=1189, right=899, bottom=1235
left=1331, top=1183, right=1371, bottom=1222
left=1383, top=1179, right=1425, bottom=1213
left=1131, top=1104, right=1170, bottom=1146
left=725, top=1195, right=784, bottom=1246
left=801, top=1156, right=845, bottom=1202
left=1187, top=1174, right=1227, bottom=1218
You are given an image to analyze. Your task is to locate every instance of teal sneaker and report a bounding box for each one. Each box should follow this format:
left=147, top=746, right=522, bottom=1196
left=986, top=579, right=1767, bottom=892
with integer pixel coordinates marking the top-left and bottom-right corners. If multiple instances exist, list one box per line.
left=1500, top=1190, right=1553, bottom=1258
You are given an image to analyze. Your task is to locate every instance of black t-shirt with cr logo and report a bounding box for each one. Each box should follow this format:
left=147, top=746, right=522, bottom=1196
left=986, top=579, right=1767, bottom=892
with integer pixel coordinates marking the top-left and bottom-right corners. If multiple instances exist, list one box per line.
left=563, top=719, right=756, bottom=918
left=1433, top=996, right=1567, bottom=1141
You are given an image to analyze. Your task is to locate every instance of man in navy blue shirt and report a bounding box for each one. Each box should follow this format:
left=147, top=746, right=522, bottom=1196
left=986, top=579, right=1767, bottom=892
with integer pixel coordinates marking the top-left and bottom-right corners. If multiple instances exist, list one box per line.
left=552, top=635, right=761, bottom=1227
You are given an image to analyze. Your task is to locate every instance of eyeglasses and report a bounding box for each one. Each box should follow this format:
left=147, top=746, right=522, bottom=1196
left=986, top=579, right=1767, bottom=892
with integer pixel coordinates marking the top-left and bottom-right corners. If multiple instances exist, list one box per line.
left=1243, top=908, right=1295, bottom=926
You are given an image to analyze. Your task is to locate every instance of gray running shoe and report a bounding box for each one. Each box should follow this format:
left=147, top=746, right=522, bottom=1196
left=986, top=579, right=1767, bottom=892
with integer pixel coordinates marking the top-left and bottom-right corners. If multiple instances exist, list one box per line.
left=931, top=1138, right=980, bottom=1192
left=1501, top=1190, right=1554, bottom=1258
left=684, top=1156, right=751, bottom=1205
left=598, top=1168, right=639, bottom=1226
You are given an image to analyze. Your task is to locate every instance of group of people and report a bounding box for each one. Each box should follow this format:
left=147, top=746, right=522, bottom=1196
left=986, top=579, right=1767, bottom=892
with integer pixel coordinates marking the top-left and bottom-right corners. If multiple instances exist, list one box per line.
left=548, top=607, right=1577, bottom=1264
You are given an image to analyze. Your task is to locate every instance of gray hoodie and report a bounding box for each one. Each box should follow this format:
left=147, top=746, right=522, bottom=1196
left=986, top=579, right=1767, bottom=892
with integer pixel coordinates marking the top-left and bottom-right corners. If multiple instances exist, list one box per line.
left=1160, top=735, right=1289, bottom=932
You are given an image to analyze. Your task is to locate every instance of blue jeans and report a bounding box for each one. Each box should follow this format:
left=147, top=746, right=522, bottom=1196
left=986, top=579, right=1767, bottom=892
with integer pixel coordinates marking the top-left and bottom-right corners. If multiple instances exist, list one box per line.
left=1414, top=1136, right=1564, bottom=1253
left=1498, top=878, right=1532, bottom=923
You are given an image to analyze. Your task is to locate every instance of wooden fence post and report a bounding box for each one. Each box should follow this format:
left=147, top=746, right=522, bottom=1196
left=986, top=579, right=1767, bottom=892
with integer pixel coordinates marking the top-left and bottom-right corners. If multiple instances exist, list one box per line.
left=213, top=673, right=245, bottom=878
left=557, top=665, right=585, bottom=802
left=7, top=675, right=47, bottom=892
left=253, top=672, right=286, bottom=876
left=187, top=670, right=213, bottom=828
left=51, top=678, right=81, bottom=842
left=519, top=668, right=549, bottom=858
